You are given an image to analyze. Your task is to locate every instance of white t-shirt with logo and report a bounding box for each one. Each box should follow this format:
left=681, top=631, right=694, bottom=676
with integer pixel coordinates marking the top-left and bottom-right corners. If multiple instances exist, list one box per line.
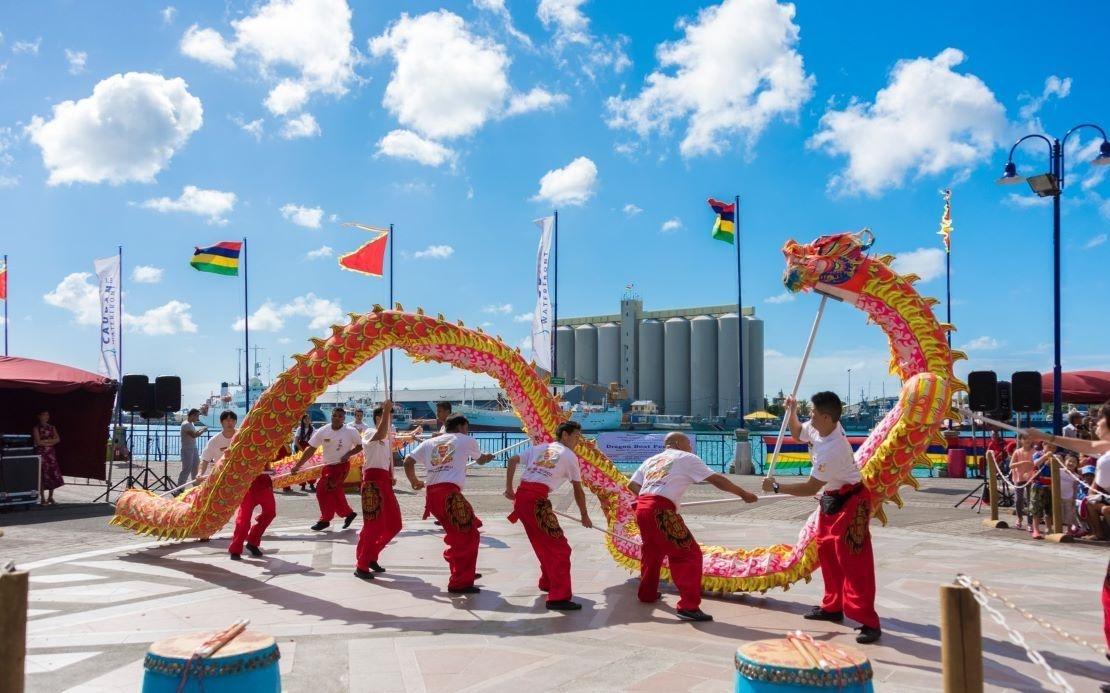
left=308, top=425, right=363, bottom=465
left=519, top=442, right=581, bottom=491
left=409, top=433, right=483, bottom=488
left=362, top=438, right=393, bottom=471
left=799, top=421, right=860, bottom=489
left=201, top=431, right=235, bottom=464
left=1095, top=452, right=1110, bottom=491
left=630, top=449, right=715, bottom=504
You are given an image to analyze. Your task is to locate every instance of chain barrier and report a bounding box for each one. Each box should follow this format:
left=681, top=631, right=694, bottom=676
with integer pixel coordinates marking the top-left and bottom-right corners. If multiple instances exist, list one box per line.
left=955, top=574, right=1081, bottom=693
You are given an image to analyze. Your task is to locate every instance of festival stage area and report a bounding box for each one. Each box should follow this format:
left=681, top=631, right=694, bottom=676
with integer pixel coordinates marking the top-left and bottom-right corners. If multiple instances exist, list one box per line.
left=8, top=471, right=1109, bottom=692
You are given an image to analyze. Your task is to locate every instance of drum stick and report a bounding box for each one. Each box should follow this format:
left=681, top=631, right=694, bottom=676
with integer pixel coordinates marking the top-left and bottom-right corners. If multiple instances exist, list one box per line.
left=195, top=618, right=249, bottom=658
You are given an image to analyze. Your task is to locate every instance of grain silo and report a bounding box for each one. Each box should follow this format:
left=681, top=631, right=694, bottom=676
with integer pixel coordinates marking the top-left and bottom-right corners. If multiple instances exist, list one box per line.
left=745, top=317, right=765, bottom=414
left=717, top=313, right=740, bottom=416
left=637, top=319, right=664, bottom=406
left=555, top=326, right=575, bottom=382
left=663, top=317, right=690, bottom=415
left=690, top=316, right=718, bottom=417
left=573, top=324, right=598, bottom=385
left=597, top=322, right=621, bottom=387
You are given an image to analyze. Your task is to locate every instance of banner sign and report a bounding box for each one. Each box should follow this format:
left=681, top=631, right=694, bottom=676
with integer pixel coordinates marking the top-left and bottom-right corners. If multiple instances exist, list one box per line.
left=594, top=432, right=697, bottom=463
left=94, top=254, right=121, bottom=381
left=531, top=215, right=554, bottom=373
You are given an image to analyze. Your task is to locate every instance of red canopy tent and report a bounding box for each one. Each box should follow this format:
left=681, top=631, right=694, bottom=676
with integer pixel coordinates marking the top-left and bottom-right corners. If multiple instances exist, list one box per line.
left=0, top=356, right=116, bottom=480
left=1041, top=370, right=1110, bottom=405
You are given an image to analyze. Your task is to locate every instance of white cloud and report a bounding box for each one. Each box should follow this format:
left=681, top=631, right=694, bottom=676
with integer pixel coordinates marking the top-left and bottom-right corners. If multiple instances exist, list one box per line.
left=1085, top=234, right=1107, bottom=249
left=305, top=245, right=333, bottom=260
left=0, top=126, right=17, bottom=188
left=125, top=300, right=197, bottom=335
left=472, top=0, right=533, bottom=47
left=12, top=39, right=41, bottom=55
left=180, top=25, right=236, bottom=69
left=962, top=336, right=1001, bottom=351
left=376, top=129, right=455, bottom=167
left=606, top=0, right=813, bottom=158
left=536, top=0, right=629, bottom=77
left=64, top=49, right=86, bottom=74
left=1019, top=75, right=1071, bottom=121
left=280, top=203, right=324, bottom=228
left=277, top=336, right=291, bottom=344
left=233, top=292, right=343, bottom=332
left=622, top=203, right=643, bottom=215
left=370, top=10, right=510, bottom=140
left=504, top=87, right=568, bottom=117
left=513, top=311, right=533, bottom=322
left=234, top=116, right=264, bottom=140
left=1005, top=193, right=1050, bottom=209
left=660, top=217, right=682, bottom=233
left=483, top=303, right=513, bottom=314
left=765, top=292, right=794, bottom=304
left=132, top=265, right=165, bottom=283
left=43, top=273, right=100, bottom=325
left=809, top=48, right=1007, bottom=196
left=412, top=244, right=454, bottom=259
left=181, top=0, right=357, bottom=116
left=280, top=112, right=320, bottom=139
left=161, top=6, right=177, bottom=25
left=533, top=156, right=598, bottom=206
left=26, top=72, right=203, bottom=186
left=614, top=142, right=638, bottom=157
left=891, top=247, right=946, bottom=283
left=140, top=186, right=237, bottom=224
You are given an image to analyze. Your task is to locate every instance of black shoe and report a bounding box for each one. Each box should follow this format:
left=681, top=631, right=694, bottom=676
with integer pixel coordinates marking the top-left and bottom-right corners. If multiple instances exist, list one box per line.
left=676, top=609, right=713, bottom=622
left=229, top=553, right=242, bottom=561
left=343, top=512, right=358, bottom=529
left=546, top=600, right=582, bottom=611
left=856, top=626, right=882, bottom=644
left=803, top=606, right=844, bottom=622
left=474, top=573, right=483, bottom=580
left=448, top=585, right=480, bottom=594
left=354, top=568, right=375, bottom=581
left=369, top=561, right=385, bottom=573
left=311, top=520, right=330, bottom=531
left=245, top=543, right=262, bottom=557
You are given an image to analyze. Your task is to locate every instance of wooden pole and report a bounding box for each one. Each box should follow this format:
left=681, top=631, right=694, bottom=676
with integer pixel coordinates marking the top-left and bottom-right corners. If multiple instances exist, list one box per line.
left=940, top=583, right=983, bottom=693
left=982, top=451, right=1007, bottom=529
left=0, top=568, right=28, bottom=693
left=1046, top=455, right=1072, bottom=543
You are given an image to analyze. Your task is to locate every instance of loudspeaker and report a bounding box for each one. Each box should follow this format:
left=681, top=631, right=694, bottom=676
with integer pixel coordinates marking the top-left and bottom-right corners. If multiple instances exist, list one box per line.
left=155, top=376, right=182, bottom=412
left=120, top=374, right=150, bottom=412
left=968, top=371, right=998, bottom=412
left=1011, top=371, right=1043, bottom=413
left=0, top=452, right=41, bottom=507
left=989, top=381, right=1013, bottom=422
left=140, top=383, right=163, bottom=420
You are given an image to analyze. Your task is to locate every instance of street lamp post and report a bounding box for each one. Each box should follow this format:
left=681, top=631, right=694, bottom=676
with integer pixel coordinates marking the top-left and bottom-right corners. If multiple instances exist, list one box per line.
left=997, top=124, right=1110, bottom=435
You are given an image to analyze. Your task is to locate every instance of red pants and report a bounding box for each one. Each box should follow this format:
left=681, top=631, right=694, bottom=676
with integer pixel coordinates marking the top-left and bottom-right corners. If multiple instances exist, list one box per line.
left=356, top=468, right=402, bottom=570
left=508, top=481, right=572, bottom=602
left=423, top=483, right=482, bottom=590
left=816, top=486, right=880, bottom=629
left=634, top=495, right=703, bottom=611
left=316, top=461, right=354, bottom=522
left=229, top=474, right=275, bottom=554
left=1102, top=558, right=1110, bottom=651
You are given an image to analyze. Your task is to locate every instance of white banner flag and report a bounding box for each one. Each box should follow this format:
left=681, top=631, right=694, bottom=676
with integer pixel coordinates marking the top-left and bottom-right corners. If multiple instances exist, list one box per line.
left=94, top=255, right=121, bottom=381
left=531, top=216, right=554, bottom=373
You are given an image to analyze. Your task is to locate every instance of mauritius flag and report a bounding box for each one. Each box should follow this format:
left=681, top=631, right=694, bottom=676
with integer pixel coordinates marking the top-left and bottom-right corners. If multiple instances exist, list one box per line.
left=191, top=241, right=242, bottom=276
left=707, top=198, right=735, bottom=244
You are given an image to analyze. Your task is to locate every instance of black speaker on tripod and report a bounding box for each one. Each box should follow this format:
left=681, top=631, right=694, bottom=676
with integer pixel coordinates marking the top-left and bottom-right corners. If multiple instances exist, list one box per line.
left=140, top=384, right=163, bottom=421
left=967, top=371, right=998, bottom=412
left=1011, top=371, right=1043, bottom=413
left=989, top=381, right=1013, bottom=422
left=155, top=376, right=182, bottom=413
left=120, top=374, right=149, bottom=412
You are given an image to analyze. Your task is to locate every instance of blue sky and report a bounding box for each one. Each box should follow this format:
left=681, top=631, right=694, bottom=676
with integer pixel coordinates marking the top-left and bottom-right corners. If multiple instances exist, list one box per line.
left=0, top=0, right=1107, bottom=407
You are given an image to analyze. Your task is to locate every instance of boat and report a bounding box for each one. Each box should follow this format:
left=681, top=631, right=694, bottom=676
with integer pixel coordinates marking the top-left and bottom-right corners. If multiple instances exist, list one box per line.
left=198, top=378, right=268, bottom=429
left=447, top=401, right=623, bottom=432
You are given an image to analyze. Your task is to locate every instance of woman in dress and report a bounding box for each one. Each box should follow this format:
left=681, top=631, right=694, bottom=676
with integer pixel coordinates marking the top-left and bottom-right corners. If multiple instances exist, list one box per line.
left=32, top=410, right=63, bottom=505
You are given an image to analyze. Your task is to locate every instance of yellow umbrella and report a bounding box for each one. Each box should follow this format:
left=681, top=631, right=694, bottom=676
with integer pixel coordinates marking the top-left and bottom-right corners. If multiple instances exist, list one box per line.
left=743, top=410, right=779, bottom=420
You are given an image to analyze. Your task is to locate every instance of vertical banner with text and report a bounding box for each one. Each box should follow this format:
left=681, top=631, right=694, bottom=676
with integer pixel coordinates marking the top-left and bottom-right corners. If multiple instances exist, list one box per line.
left=531, top=215, right=554, bottom=373
left=94, top=254, right=121, bottom=381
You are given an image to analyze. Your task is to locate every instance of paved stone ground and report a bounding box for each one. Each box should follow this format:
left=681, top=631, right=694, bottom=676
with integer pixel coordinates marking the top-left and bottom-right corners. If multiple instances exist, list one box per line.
left=4, top=466, right=1109, bottom=691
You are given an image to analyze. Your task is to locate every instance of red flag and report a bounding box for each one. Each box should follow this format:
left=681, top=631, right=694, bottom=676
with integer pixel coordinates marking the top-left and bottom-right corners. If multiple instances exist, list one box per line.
left=0, top=262, right=7, bottom=301
left=339, top=227, right=389, bottom=277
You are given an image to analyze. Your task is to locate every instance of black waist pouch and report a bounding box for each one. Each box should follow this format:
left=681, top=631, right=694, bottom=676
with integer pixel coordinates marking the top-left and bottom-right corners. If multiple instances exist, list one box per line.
left=819, top=493, right=846, bottom=515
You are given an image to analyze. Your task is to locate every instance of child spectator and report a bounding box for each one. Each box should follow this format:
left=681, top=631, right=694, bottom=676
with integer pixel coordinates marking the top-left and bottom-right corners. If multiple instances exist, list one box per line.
left=1029, top=442, right=1057, bottom=539
left=1009, top=434, right=1036, bottom=530
left=1061, top=455, right=1080, bottom=534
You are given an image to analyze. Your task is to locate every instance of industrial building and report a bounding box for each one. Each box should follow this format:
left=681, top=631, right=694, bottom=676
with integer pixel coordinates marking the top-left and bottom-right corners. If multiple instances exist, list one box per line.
left=555, top=294, right=764, bottom=417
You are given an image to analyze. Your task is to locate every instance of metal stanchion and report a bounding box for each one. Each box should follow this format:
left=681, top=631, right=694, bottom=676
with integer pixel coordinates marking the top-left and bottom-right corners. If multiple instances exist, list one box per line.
left=940, top=583, right=983, bottom=693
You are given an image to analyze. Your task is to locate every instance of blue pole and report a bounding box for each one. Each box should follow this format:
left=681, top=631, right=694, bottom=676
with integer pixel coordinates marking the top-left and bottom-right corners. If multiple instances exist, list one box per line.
left=243, top=236, right=250, bottom=412
left=735, top=194, right=745, bottom=420
left=389, top=223, right=394, bottom=400
left=1051, top=142, right=1062, bottom=436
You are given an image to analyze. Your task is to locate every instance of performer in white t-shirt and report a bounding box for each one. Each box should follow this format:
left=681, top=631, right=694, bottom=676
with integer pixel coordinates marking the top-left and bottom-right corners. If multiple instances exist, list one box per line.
left=353, top=400, right=402, bottom=580
left=404, top=414, right=494, bottom=593
left=764, top=392, right=880, bottom=644
left=292, top=407, right=363, bottom=531
left=351, top=408, right=369, bottom=435
left=628, top=432, right=757, bottom=622
left=504, top=421, right=593, bottom=611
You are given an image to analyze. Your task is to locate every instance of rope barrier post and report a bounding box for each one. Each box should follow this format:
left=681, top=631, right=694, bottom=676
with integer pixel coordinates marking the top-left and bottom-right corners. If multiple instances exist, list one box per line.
left=981, top=451, right=1007, bottom=529
left=0, top=565, right=28, bottom=693
left=940, top=583, right=983, bottom=693
left=1046, top=455, right=1072, bottom=543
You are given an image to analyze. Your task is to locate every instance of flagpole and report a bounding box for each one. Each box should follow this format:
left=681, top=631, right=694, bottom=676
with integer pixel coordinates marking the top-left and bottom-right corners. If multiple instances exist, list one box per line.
left=243, top=236, right=250, bottom=412
left=3, top=253, right=8, bottom=356
left=388, top=223, right=394, bottom=400
left=945, top=192, right=952, bottom=349
left=116, top=245, right=123, bottom=428
left=552, top=209, right=558, bottom=397
left=735, top=194, right=745, bottom=421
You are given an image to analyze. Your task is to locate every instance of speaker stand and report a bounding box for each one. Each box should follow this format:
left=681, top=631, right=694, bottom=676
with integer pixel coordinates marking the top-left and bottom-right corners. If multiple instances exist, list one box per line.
left=954, top=481, right=986, bottom=511
left=95, top=412, right=139, bottom=503
left=134, top=418, right=170, bottom=492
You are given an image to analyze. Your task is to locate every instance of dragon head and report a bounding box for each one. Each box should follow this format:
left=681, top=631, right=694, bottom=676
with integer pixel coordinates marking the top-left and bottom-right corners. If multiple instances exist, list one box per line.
left=782, top=228, right=875, bottom=294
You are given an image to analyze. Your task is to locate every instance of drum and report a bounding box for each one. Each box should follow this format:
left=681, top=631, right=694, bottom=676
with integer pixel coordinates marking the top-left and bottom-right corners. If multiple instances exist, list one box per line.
left=734, top=637, right=873, bottom=692
left=142, top=630, right=281, bottom=692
